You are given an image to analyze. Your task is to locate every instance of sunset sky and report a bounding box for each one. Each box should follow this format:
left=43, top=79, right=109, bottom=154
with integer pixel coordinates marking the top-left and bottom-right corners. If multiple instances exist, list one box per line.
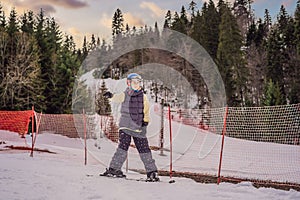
left=1, top=0, right=297, bottom=47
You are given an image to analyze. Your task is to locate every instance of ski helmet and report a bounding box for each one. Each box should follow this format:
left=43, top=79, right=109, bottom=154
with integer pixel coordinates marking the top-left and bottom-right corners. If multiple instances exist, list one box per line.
left=127, top=73, right=142, bottom=80
left=127, top=73, right=142, bottom=91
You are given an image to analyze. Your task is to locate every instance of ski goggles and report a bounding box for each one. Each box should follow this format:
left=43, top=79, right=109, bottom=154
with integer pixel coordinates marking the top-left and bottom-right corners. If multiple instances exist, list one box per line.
left=130, top=78, right=142, bottom=85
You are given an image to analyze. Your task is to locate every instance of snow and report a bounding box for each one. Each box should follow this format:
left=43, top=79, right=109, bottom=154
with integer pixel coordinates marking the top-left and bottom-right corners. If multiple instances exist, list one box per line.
left=1, top=77, right=300, bottom=199
left=1, top=131, right=300, bottom=200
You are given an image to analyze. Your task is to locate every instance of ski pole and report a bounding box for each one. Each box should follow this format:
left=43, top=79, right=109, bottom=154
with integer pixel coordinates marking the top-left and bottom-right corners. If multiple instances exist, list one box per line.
left=168, top=105, right=175, bottom=183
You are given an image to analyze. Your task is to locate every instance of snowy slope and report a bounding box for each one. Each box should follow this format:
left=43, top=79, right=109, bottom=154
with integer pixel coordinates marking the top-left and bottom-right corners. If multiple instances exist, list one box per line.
left=1, top=131, right=300, bottom=200
left=1, top=77, right=300, bottom=199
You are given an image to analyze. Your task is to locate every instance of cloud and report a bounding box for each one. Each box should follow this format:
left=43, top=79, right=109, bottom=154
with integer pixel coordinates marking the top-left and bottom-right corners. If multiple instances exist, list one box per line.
left=99, top=12, right=144, bottom=31
left=68, top=27, right=81, bottom=36
left=98, top=12, right=144, bottom=40
left=123, top=12, right=144, bottom=27
left=12, top=0, right=88, bottom=9
left=282, top=0, right=294, bottom=8
left=140, top=2, right=166, bottom=18
left=31, top=4, right=57, bottom=14
left=99, top=13, right=112, bottom=29
left=67, top=27, right=85, bottom=46
left=2, top=0, right=88, bottom=14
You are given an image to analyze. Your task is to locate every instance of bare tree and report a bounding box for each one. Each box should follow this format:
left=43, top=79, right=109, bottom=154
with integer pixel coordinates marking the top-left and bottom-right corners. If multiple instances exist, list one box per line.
left=0, top=32, right=41, bottom=110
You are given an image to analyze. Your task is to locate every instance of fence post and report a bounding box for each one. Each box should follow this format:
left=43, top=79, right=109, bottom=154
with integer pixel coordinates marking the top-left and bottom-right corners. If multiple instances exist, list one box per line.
left=168, top=105, right=173, bottom=180
left=217, top=106, right=229, bottom=184
left=83, top=109, right=87, bottom=165
left=160, top=98, right=165, bottom=156
left=30, top=106, right=35, bottom=157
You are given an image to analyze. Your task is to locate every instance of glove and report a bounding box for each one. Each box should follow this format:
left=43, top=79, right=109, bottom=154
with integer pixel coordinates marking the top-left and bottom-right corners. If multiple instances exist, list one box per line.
left=103, top=91, right=113, bottom=98
left=142, top=122, right=148, bottom=127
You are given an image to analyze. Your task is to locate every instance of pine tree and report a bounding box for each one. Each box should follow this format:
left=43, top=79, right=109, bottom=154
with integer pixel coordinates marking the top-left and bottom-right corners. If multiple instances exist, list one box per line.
left=35, top=10, right=65, bottom=113
left=262, top=79, right=284, bottom=106
left=0, top=31, right=9, bottom=109
left=0, top=5, right=8, bottom=109
left=265, top=29, right=285, bottom=102
left=255, top=18, right=267, bottom=46
left=245, top=18, right=269, bottom=106
left=7, top=8, right=19, bottom=57
left=282, top=1, right=300, bottom=104
left=277, top=5, right=295, bottom=48
left=246, top=18, right=267, bottom=47
left=95, top=81, right=111, bottom=115
left=163, top=10, right=172, bottom=28
left=82, top=36, right=88, bottom=61
left=263, top=9, right=272, bottom=35
left=20, top=11, right=35, bottom=34
left=217, top=0, right=227, bottom=16
left=125, top=23, right=130, bottom=36
left=97, top=36, right=101, bottom=47
left=88, top=34, right=97, bottom=51
left=180, top=6, right=189, bottom=28
left=171, top=11, right=186, bottom=34
left=69, top=36, right=76, bottom=53
left=289, top=84, right=300, bottom=104
left=154, top=21, right=159, bottom=38
left=169, top=6, right=189, bottom=34
left=0, top=3, right=6, bottom=29
left=53, top=36, right=81, bottom=113
left=233, top=0, right=254, bottom=40
left=246, top=20, right=256, bottom=46
left=201, top=0, right=220, bottom=59
left=101, top=39, right=107, bottom=50
left=7, top=8, right=19, bottom=35
left=188, top=1, right=197, bottom=24
left=217, top=5, right=248, bottom=106
left=273, top=5, right=296, bottom=103
left=294, top=0, right=300, bottom=55
left=112, top=8, right=124, bottom=37
left=291, top=0, right=300, bottom=103
left=190, top=10, right=202, bottom=44
left=171, top=11, right=179, bottom=28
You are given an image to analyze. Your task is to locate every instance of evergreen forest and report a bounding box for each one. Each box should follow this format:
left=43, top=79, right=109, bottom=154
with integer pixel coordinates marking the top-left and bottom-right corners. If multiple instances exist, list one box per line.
left=1, top=0, right=300, bottom=113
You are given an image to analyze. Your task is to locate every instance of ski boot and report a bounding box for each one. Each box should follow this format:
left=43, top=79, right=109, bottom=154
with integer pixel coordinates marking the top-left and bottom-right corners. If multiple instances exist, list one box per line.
left=100, top=168, right=126, bottom=178
left=146, top=171, right=160, bottom=182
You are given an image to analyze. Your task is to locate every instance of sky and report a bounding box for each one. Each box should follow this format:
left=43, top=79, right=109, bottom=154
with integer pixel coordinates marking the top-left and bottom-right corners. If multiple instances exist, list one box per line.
left=0, top=0, right=298, bottom=47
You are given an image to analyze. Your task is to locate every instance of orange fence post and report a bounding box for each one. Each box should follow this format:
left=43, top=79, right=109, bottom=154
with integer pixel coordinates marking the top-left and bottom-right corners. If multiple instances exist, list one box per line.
left=217, top=106, right=229, bottom=184
left=31, top=111, right=42, bottom=157
left=168, top=105, right=173, bottom=181
left=30, top=106, right=35, bottom=157
left=83, top=109, right=87, bottom=165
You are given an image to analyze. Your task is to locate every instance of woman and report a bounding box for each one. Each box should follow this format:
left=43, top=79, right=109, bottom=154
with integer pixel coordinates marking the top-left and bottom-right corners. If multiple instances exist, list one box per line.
left=101, top=73, right=159, bottom=182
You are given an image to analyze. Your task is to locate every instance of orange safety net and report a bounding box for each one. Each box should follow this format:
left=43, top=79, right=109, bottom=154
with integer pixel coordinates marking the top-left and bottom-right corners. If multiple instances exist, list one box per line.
left=0, top=110, right=34, bottom=135
left=36, top=113, right=82, bottom=138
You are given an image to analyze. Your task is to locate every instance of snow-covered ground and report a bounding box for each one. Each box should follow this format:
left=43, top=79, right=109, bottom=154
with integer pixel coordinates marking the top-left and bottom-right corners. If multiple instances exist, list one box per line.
left=1, top=131, right=300, bottom=200
left=1, top=77, right=300, bottom=199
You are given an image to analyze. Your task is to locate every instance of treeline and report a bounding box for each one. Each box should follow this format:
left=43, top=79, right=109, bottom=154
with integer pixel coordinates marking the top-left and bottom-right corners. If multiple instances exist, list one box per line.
left=109, top=0, right=300, bottom=107
left=1, top=0, right=300, bottom=113
left=0, top=4, right=97, bottom=113
left=168, top=0, right=300, bottom=107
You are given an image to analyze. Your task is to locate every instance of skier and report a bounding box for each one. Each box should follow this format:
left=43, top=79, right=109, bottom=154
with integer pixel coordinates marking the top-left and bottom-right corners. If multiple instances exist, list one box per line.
left=101, top=73, right=159, bottom=182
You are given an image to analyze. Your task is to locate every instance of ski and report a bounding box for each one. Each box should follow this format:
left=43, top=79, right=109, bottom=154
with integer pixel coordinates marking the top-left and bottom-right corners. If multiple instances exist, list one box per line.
left=87, top=174, right=162, bottom=182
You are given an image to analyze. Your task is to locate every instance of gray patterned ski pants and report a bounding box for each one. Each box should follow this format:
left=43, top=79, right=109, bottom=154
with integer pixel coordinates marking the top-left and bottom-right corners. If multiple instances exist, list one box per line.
left=109, top=130, right=157, bottom=173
